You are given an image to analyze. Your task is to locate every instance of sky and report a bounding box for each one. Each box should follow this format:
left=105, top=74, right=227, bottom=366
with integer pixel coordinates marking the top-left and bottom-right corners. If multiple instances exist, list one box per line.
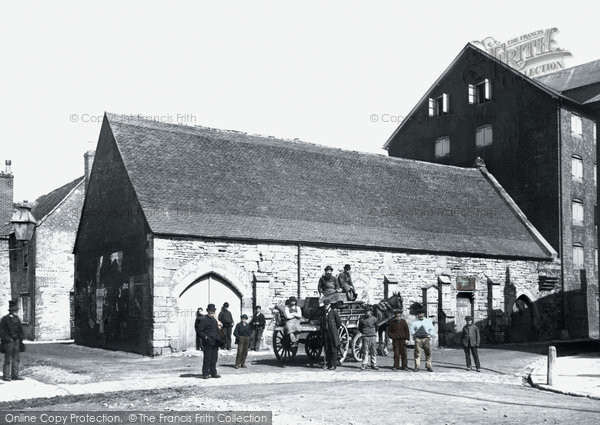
left=0, top=0, right=597, bottom=202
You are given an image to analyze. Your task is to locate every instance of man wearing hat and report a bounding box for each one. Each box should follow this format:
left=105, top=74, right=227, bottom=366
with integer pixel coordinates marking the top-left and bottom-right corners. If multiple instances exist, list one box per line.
left=0, top=300, right=24, bottom=381
left=233, top=314, right=252, bottom=369
left=461, top=316, right=481, bottom=372
left=320, top=299, right=341, bottom=370
left=410, top=310, right=436, bottom=372
left=284, top=296, right=302, bottom=344
left=358, top=305, right=379, bottom=370
left=387, top=309, right=410, bottom=370
left=318, top=266, right=341, bottom=300
left=218, top=302, right=234, bottom=350
left=337, top=264, right=356, bottom=301
left=249, top=306, right=266, bottom=351
left=197, top=303, right=223, bottom=379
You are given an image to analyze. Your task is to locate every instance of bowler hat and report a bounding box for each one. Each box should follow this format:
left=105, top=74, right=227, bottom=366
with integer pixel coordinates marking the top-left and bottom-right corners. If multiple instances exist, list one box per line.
left=344, top=264, right=351, bottom=270
left=288, top=296, right=297, bottom=302
left=241, top=314, right=248, bottom=319
left=207, top=303, right=216, bottom=312
left=324, top=265, right=333, bottom=272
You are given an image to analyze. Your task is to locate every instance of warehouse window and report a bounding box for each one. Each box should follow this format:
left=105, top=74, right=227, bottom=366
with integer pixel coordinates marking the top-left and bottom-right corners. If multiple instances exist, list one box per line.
left=572, top=199, right=584, bottom=225
left=434, top=137, right=450, bottom=158
left=573, top=244, right=584, bottom=269
left=468, top=79, right=492, bottom=104
left=571, top=156, right=583, bottom=181
left=571, top=114, right=582, bottom=137
left=475, top=125, right=493, bottom=147
left=428, top=94, right=450, bottom=117
left=20, top=295, right=31, bottom=324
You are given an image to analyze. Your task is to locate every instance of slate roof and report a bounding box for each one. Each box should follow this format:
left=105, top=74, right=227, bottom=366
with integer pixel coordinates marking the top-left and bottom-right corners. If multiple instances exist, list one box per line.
left=32, top=177, right=84, bottom=223
left=536, top=60, right=600, bottom=92
left=105, top=113, right=554, bottom=259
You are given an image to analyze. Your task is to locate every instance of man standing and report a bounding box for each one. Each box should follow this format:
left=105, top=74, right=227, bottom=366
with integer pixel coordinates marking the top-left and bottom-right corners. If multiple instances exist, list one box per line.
left=249, top=306, right=266, bottom=351
left=0, top=300, right=24, bottom=381
left=318, top=266, right=341, bottom=299
left=461, top=316, right=481, bottom=372
left=358, top=306, right=379, bottom=370
left=410, top=311, right=436, bottom=372
left=387, top=308, right=410, bottom=370
left=337, top=264, right=356, bottom=301
left=194, top=307, right=204, bottom=351
left=233, top=314, right=252, bottom=369
left=197, top=303, right=223, bottom=379
left=218, top=302, right=234, bottom=350
left=320, top=299, right=341, bottom=370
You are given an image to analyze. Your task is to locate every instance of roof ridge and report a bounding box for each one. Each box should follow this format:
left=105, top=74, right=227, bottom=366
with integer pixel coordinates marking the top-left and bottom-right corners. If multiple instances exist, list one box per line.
left=106, top=112, right=480, bottom=174
left=535, top=58, right=600, bottom=79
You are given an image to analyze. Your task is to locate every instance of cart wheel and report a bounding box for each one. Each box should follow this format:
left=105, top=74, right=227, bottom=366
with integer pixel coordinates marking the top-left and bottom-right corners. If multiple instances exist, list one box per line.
left=336, top=324, right=350, bottom=364
left=272, top=329, right=298, bottom=363
left=304, top=331, right=323, bottom=363
left=351, top=331, right=363, bottom=362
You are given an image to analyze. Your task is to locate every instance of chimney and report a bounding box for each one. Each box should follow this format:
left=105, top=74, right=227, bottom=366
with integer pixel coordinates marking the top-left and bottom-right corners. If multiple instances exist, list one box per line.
left=0, top=160, right=14, bottom=226
left=84, top=150, right=95, bottom=190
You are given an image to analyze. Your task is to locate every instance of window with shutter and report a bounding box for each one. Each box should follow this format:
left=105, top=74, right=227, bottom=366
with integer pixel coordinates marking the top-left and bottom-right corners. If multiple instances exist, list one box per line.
left=475, top=125, right=493, bottom=147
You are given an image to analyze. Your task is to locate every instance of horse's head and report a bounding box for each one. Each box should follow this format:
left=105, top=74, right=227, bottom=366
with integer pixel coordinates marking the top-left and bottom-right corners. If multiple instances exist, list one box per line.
left=388, top=292, right=403, bottom=310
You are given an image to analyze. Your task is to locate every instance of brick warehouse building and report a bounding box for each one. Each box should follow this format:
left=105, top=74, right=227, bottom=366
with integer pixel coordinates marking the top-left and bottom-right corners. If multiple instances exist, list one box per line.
left=74, top=113, right=560, bottom=356
left=385, top=44, right=600, bottom=340
left=0, top=163, right=14, bottom=312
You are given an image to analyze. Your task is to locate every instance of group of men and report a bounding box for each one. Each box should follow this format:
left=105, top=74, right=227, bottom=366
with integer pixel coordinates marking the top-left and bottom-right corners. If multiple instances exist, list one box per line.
left=318, top=264, right=356, bottom=302
left=194, top=302, right=266, bottom=379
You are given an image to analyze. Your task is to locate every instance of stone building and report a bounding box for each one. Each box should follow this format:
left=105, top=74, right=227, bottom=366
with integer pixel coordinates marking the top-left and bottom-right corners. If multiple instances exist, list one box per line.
left=74, top=113, right=560, bottom=356
left=385, top=44, right=600, bottom=339
left=0, top=162, right=14, bottom=312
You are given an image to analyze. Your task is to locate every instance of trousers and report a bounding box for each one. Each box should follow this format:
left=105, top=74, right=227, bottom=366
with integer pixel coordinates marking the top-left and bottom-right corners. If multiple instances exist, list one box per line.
left=392, top=339, right=408, bottom=369
left=414, top=337, right=432, bottom=370
left=236, top=336, right=250, bottom=366
left=362, top=336, right=377, bottom=366
left=3, top=340, right=20, bottom=379
left=250, top=328, right=264, bottom=350
left=202, top=345, right=219, bottom=377
left=463, top=344, right=481, bottom=369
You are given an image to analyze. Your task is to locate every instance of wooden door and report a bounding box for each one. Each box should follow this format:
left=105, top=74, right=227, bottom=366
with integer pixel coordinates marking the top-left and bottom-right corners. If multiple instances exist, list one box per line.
left=454, top=294, right=473, bottom=344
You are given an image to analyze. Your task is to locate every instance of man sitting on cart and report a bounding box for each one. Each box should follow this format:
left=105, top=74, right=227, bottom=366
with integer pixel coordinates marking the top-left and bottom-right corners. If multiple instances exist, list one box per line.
left=283, top=296, right=302, bottom=345
left=318, top=266, right=346, bottom=304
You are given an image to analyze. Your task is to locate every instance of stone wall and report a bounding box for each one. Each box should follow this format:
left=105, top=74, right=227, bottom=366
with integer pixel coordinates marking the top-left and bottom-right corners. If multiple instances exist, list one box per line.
left=152, top=236, right=561, bottom=355
left=0, top=239, right=10, bottom=313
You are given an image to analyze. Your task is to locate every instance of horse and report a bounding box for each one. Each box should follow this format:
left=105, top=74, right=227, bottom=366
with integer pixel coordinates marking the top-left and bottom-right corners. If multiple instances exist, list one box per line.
left=372, top=292, right=403, bottom=356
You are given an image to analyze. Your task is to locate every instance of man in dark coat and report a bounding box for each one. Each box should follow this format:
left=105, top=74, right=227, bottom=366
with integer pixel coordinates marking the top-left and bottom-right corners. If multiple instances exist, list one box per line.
left=0, top=300, right=24, bottom=381
left=387, top=308, right=410, bottom=370
left=320, top=299, right=341, bottom=370
left=337, top=264, right=356, bottom=301
left=233, top=314, right=252, bottom=368
left=218, top=302, right=234, bottom=350
left=197, top=303, right=223, bottom=379
left=194, top=307, right=204, bottom=351
left=318, top=266, right=341, bottom=299
left=461, top=316, right=481, bottom=372
left=249, top=306, right=266, bottom=351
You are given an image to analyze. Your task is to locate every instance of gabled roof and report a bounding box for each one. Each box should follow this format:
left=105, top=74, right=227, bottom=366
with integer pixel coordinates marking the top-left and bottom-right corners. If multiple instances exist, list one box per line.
left=102, top=113, right=555, bottom=260
left=383, top=43, right=589, bottom=149
left=535, top=60, right=600, bottom=92
left=32, top=177, right=84, bottom=224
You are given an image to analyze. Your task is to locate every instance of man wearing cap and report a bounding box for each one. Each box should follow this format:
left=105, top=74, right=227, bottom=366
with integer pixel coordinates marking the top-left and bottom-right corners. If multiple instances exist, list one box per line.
left=461, top=316, right=481, bottom=372
left=318, top=266, right=341, bottom=300
left=233, top=314, right=252, bottom=369
left=218, top=302, right=234, bottom=350
left=249, top=306, right=266, bottom=351
left=320, top=299, right=341, bottom=370
left=0, top=300, right=24, bottom=381
left=387, top=309, right=410, bottom=370
left=358, top=306, right=379, bottom=370
left=337, top=264, right=356, bottom=301
left=197, top=303, right=223, bottom=379
left=410, top=311, right=436, bottom=372
left=284, top=296, right=302, bottom=344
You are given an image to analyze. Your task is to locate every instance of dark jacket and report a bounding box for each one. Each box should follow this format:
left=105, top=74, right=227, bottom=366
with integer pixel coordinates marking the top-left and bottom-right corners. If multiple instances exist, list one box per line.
left=218, top=309, right=234, bottom=328
left=318, top=275, right=340, bottom=296
left=320, top=308, right=341, bottom=346
left=461, top=324, right=480, bottom=347
left=358, top=314, right=378, bottom=337
left=197, top=315, right=223, bottom=347
left=249, top=313, right=266, bottom=330
left=0, top=314, right=23, bottom=343
left=387, top=317, right=410, bottom=341
left=194, top=315, right=204, bottom=334
left=337, top=271, right=354, bottom=292
left=233, top=322, right=252, bottom=343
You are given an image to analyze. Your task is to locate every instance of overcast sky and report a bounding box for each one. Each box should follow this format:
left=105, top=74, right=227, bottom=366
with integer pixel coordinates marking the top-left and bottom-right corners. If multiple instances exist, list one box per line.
left=1, top=0, right=597, bottom=202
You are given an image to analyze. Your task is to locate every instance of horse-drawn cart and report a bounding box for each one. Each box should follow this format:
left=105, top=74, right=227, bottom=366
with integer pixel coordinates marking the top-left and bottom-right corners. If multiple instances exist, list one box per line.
left=271, top=293, right=402, bottom=364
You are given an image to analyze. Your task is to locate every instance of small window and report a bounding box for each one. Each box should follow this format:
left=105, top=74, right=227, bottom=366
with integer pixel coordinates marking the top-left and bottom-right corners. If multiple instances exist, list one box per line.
left=20, top=295, right=31, bottom=324
left=593, top=122, right=597, bottom=144
left=475, top=125, right=493, bottom=147
left=595, top=247, right=598, bottom=269
left=571, top=114, right=582, bottom=137
left=468, top=79, right=492, bottom=104
left=572, top=199, right=584, bottom=225
left=571, top=156, right=583, bottom=181
left=573, top=244, right=584, bottom=270
left=428, top=94, right=450, bottom=117
left=434, top=137, right=450, bottom=158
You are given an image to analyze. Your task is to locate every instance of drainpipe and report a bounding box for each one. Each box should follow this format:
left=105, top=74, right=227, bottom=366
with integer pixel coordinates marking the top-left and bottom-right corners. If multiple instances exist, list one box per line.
left=297, top=244, right=301, bottom=299
left=557, top=105, right=567, bottom=335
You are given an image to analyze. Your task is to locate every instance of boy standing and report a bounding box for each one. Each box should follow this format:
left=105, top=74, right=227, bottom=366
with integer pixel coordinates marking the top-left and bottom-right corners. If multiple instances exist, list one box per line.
left=358, top=306, right=379, bottom=370
left=233, top=314, right=252, bottom=369
left=461, top=316, right=481, bottom=372
left=387, top=308, right=410, bottom=370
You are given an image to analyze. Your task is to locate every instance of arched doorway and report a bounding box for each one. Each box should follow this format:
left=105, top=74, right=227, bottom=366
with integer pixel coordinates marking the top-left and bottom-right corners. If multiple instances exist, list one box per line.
left=178, top=273, right=242, bottom=350
left=510, top=295, right=534, bottom=342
